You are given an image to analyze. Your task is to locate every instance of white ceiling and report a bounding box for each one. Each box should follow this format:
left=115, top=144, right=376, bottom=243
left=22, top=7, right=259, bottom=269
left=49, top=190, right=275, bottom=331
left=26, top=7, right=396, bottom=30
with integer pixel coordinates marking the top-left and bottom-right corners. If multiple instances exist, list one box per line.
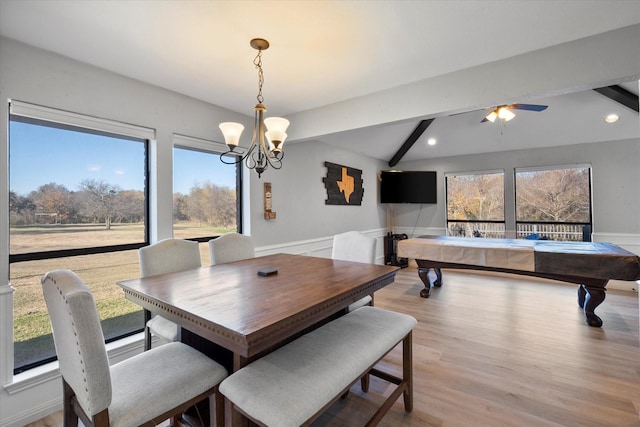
left=1, top=0, right=639, bottom=163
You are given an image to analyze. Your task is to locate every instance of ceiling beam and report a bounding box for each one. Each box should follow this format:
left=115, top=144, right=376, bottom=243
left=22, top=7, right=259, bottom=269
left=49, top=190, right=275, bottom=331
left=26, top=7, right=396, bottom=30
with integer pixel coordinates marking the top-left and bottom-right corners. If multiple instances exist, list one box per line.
left=593, top=85, right=639, bottom=113
left=388, top=119, right=434, bottom=167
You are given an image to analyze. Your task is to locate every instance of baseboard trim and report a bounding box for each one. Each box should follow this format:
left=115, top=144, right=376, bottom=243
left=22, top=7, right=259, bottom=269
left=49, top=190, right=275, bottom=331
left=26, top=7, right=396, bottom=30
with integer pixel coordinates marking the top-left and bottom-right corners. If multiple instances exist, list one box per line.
left=0, top=397, right=61, bottom=427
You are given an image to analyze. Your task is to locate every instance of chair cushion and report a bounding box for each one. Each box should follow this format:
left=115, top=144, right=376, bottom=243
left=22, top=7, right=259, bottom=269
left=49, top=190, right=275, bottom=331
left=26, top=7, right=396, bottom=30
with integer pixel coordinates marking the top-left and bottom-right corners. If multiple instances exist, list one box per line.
left=146, top=315, right=180, bottom=342
left=219, top=306, right=416, bottom=427
left=109, top=342, right=227, bottom=427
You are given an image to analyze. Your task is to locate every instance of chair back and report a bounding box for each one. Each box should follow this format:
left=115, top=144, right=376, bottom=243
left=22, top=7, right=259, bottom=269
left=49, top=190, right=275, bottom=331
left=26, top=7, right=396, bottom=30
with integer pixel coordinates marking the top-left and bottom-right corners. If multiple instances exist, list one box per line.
left=332, top=231, right=376, bottom=264
left=139, top=238, right=201, bottom=277
left=41, top=269, right=112, bottom=418
left=209, top=233, right=255, bottom=265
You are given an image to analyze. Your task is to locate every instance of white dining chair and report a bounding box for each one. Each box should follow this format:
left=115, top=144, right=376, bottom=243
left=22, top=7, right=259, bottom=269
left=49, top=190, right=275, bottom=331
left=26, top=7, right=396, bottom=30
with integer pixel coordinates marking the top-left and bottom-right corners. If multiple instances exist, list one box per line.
left=331, top=231, right=378, bottom=393
left=41, top=269, right=227, bottom=427
left=332, top=231, right=377, bottom=311
left=139, top=238, right=201, bottom=350
left=209, top=233, right=255, bottom=265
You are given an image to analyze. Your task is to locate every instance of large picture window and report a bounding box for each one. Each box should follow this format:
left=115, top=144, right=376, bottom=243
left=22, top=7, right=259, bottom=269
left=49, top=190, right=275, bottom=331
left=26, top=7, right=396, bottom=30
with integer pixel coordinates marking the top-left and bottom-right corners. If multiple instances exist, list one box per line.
left=445, top=171, right=505, bottom=238
left=9, top=101, right=151, bottom=373
left=172, top=135, right=242, bottom=264
left=515, top=165, right=592, bottom=241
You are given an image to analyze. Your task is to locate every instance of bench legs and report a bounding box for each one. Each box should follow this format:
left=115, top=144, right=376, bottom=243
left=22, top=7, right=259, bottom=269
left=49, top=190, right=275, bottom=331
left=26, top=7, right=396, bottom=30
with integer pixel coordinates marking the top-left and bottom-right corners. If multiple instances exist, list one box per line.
left=361, top=374, right=370, bottom=392
left=403, top=331, right=413, bottom=412
left=365, top=331, right=413, bottom=425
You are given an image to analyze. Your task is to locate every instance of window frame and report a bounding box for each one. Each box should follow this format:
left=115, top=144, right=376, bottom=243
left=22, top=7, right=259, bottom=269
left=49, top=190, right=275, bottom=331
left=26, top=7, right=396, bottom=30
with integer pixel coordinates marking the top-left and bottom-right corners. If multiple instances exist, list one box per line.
left=8, top=100, right=153, bottom=373
left=514, top=164, right=593, bottom=241
left=172, top=133, right=244, bottom=243
left=444, top=169, right=506, bottom=238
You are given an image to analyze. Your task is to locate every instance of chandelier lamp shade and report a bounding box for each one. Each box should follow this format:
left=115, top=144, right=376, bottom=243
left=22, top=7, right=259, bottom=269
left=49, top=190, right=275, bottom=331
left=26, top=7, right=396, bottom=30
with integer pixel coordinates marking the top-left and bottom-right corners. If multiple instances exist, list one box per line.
left=219, top=38, right=290, bottom=178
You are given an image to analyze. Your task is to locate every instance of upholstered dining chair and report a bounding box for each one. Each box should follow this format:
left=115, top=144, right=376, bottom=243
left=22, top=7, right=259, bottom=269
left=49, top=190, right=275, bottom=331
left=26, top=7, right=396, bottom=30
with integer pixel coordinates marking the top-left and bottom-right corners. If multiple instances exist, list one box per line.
left=41, top=269, right=227, bottom=427
left=331, top=230, right=378, bottom=393
left=332, top=231, right=377, bottom=311
left=209, top=233, right=255, bottom=265
left=139, top=238, right=201, bottom=350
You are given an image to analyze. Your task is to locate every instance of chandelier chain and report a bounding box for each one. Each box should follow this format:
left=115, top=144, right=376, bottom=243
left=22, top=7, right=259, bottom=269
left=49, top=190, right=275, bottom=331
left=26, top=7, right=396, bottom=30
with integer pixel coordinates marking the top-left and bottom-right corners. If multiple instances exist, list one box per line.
left=254, top=49, right=264, bottom=104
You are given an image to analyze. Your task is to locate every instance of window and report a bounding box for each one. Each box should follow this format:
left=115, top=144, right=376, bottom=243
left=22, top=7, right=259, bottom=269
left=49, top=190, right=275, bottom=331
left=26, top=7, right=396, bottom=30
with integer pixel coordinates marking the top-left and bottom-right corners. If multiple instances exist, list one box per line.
left=445, top=171, right=505, bottom=238
left=515, top=165, right=592, bottom=241
left=9, top=101, right=151, bottom=373
left=173, top=135, right=242, bottom=263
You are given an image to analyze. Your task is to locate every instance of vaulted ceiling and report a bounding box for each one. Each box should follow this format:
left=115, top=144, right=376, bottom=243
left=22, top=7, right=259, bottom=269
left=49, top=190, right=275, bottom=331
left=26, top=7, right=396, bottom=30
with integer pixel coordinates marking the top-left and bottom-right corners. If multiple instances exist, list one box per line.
left=1, top=1, right=638, bottom=164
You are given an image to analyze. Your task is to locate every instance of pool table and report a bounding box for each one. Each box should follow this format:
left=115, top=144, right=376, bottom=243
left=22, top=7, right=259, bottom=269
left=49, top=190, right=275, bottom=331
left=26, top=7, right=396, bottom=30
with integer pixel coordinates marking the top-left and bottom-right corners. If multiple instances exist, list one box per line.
left=397, top=235, right=640, bottom=327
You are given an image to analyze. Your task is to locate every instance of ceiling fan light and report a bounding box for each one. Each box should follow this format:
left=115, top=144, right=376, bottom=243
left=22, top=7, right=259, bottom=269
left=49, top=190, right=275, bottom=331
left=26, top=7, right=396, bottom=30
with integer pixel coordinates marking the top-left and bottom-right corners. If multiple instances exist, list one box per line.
left=498, top=107, right=515, bottom=121
left=485, top=110, right=498, bottom=122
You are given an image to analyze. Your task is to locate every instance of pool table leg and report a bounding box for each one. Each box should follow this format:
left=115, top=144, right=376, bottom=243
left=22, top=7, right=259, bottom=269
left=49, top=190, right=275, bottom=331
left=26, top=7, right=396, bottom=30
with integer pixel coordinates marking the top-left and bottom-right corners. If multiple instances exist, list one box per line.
left=417, top=268, right=443, bottom=298
left=578, top=284, right=606, bottom=327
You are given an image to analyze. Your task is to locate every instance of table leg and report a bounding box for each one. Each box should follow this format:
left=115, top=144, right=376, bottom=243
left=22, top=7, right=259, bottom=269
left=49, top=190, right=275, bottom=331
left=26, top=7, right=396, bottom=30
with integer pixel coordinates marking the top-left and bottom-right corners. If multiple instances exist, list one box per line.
left=417, top=268, right=432, bottom=298
left=433, top=268, right=443, bottom=287
left=143, top=309, right=152, bottom=351
left=417, top=268, right=443, bottom=298
left=578, top=284, right=606, bottom=327
left=179, top=329, right=235, bottom=427
left=231, top=354, right=250, bottom=427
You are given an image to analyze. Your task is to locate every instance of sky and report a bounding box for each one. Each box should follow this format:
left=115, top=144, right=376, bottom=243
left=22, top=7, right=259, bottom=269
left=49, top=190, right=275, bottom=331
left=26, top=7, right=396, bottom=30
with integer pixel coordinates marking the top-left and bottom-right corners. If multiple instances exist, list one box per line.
left=9, top=120, right=236, bottom=196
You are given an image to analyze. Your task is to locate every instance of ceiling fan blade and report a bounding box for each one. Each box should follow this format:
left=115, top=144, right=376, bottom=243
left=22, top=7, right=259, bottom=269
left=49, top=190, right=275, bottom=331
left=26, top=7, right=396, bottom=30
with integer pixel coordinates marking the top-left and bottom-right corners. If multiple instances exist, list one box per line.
left=510, top=103, right=548, bottom=112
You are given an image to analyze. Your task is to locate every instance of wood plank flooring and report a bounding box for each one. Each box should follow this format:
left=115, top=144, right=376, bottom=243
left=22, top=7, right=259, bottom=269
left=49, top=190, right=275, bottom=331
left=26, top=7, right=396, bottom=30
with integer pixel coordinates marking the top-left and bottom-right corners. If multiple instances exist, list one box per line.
left=28, top=268, right=640, bottom=427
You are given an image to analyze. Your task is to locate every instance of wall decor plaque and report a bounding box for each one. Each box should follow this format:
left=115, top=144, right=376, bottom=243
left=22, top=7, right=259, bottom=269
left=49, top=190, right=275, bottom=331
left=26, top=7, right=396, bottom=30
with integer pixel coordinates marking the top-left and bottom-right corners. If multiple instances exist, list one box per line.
left=323, top=161, right=364, bottom=205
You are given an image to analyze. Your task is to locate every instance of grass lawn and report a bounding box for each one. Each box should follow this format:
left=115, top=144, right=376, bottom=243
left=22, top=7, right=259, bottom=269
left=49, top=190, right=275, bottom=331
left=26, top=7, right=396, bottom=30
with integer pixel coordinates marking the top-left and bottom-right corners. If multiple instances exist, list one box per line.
left=10, top=222, right=233, bottom=370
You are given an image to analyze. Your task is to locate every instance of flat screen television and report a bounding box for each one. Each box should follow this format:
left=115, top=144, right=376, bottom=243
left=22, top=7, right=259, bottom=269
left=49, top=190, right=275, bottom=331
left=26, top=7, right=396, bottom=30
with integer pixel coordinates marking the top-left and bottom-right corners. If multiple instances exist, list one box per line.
left=380, top=170, right=437, bottom=204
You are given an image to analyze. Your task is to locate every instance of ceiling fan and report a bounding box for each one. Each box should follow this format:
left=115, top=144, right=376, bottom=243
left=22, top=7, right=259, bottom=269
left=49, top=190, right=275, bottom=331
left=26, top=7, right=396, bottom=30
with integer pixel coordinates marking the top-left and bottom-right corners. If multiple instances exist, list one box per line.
left=482, top=103, right=548, bottom=123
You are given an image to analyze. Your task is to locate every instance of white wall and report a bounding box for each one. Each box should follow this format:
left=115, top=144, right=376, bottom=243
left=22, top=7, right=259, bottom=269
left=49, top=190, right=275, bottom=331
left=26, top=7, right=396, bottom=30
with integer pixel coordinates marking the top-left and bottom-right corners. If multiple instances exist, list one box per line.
left=393, top=138, right=640, bottom=236
left=249, top=140, right=387, bottom=247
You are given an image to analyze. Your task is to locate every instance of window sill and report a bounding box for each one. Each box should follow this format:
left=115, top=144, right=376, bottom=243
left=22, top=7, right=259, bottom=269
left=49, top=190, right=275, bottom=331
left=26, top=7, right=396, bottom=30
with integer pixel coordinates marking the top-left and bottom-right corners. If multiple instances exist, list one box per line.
left=4, top=333, right=144, bottom=395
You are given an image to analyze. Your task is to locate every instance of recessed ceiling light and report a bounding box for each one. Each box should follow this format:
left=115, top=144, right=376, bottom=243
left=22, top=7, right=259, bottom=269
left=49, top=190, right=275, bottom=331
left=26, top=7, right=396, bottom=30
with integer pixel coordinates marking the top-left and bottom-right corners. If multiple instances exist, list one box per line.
left=604, top=114, right=619, bottom=124
left=427, top=138, right=436, bottom=146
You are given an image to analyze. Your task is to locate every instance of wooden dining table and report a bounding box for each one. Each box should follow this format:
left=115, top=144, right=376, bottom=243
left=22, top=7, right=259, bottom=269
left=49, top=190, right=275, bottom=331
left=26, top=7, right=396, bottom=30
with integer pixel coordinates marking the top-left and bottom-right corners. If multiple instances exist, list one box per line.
left=118, top=252, right=398, bottom=425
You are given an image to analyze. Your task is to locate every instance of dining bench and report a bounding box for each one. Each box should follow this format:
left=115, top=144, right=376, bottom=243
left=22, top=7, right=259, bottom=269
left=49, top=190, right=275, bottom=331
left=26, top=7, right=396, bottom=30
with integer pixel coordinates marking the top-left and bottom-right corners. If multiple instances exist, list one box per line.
left=219, top=305, right=417, bottom=426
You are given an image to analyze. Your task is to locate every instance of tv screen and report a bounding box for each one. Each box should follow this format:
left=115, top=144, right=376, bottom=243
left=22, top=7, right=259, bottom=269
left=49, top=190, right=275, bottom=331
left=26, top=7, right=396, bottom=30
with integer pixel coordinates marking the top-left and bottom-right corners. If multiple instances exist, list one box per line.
left=380, top=170, right=437, bottom=204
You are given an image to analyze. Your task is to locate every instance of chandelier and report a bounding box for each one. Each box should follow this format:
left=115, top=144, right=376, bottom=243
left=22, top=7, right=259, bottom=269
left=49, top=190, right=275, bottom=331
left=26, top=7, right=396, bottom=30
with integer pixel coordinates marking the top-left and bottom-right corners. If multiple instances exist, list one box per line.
left=219, top=38, right=290, bottom=178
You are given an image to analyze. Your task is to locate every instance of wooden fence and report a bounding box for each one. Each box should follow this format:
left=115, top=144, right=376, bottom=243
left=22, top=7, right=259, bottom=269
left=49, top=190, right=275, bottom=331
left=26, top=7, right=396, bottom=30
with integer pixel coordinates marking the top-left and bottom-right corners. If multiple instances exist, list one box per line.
left=447, top=222, right=587, bottom=241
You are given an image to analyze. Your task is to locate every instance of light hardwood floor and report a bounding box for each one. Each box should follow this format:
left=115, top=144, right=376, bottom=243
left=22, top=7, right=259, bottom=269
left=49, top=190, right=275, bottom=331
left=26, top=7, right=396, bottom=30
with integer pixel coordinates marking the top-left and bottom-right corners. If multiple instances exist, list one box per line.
left=28, top=269, right=640, bottom=427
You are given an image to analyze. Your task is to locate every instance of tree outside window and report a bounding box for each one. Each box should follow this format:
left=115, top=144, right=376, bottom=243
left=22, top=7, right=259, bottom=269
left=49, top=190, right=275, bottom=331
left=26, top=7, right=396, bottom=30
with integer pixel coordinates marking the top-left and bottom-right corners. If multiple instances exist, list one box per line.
left=515, top=166, right=592, bottom=241
left=172, top=141, right=241, bottom=264
left=9, top=109, right=148, bottom=373
left=446, top=172, right=505, bottom=238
